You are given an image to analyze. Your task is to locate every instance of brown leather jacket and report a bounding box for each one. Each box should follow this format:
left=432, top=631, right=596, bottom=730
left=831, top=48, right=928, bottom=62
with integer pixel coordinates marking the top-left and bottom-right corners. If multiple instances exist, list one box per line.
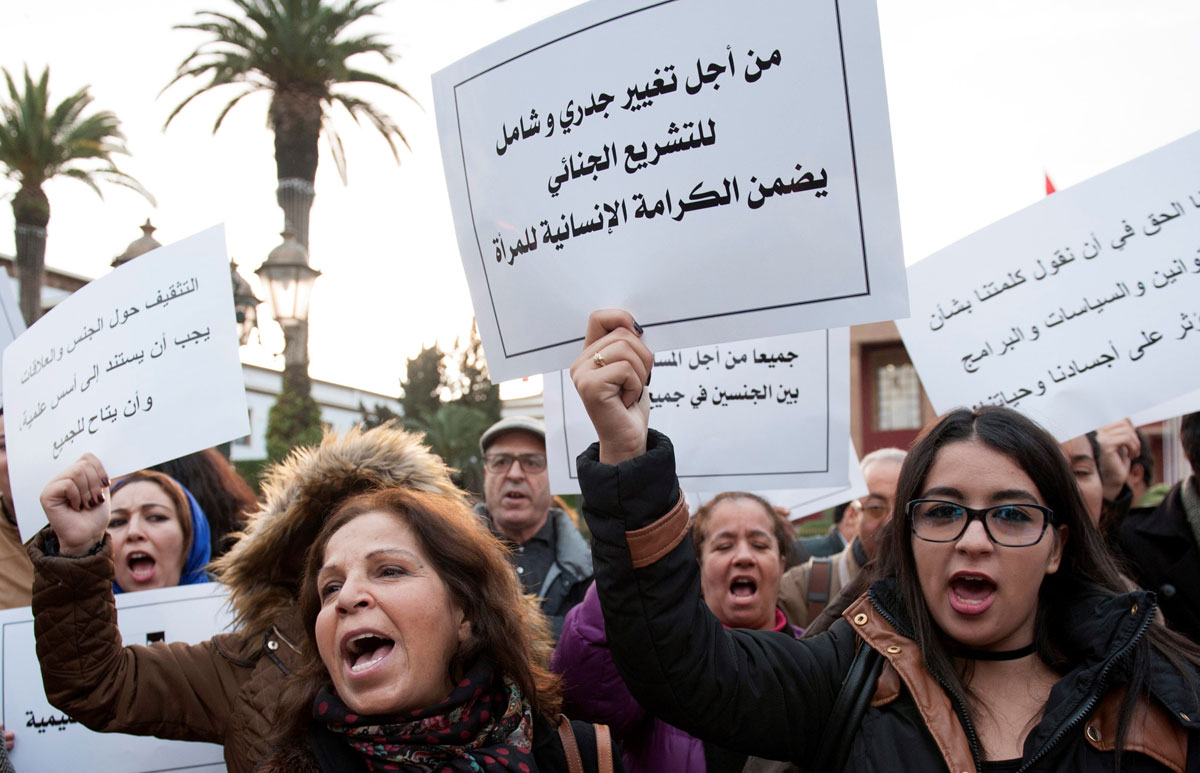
left=29, top=424, right=463, bottom=773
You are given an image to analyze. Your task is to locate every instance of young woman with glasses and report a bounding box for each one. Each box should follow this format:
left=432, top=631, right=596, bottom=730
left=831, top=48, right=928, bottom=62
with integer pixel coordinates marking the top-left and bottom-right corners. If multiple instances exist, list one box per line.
left=570, top=309, right=1200, bottom=772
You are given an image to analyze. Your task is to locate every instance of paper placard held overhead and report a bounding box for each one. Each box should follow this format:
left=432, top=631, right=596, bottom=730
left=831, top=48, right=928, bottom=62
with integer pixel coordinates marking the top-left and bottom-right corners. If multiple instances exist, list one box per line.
left=682, top=441, right=868, bottom=521
left=0, top=276, right=27, bottom=408
left=544, top=329, right=850, bottom=494
left=0, top=583, right=232, bottom=772
left=896, top=131, right=1200, bottom=442
left=434, top=0, right=907, bottom=382
left=2, top=225, right=250, bottom=539
left=1129, top=388, right=1200, bottom=429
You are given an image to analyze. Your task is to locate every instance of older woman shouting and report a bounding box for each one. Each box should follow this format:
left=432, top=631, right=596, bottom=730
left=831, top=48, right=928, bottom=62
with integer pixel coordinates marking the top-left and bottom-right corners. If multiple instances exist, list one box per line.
left=32, top=426, right=620, bottom=773
left=259, top=487, right=622, bottom=772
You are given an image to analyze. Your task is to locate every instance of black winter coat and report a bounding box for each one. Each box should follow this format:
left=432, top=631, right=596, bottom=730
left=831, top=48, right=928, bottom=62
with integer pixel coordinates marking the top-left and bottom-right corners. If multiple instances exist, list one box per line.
left=578, top=430, right=1200, bottom=772
left=1119, top=478, right=1200, bottom=643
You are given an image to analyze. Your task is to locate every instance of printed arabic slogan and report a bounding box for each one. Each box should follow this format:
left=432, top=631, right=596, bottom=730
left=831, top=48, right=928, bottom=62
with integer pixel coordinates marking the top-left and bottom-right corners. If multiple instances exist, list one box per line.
left=543, top=329, right=850, bottom=494
left=0, top=583, right=231, bottom=772
left=434, top=0, right=907, bottom=381
left=683, top=442, right=868, bottom=522
left=896, top=130, right=1200, bottom=442
left=1, top=226, right=250, bottom=540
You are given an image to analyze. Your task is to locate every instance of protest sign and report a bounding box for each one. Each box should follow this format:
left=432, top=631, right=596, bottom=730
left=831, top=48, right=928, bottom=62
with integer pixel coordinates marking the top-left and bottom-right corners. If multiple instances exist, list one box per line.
left=1130, top=388, right=1200, bottom=428
left=434, top=0, right=907, bottom=382
left=0, top=277, right=26, bottom=408
left=2, top=226, right=250, bottom=539
left=896, top=131, right=1200, bottom=441
left=544, top=329, right=849, bottom=493
left=682, top=442, right=868, bottom=521
left=0, top=582, right=232, bottom=772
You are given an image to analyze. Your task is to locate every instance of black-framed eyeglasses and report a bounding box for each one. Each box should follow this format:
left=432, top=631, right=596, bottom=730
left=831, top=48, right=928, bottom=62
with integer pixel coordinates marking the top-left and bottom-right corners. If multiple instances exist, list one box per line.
left=907, top=499, right=1054, bottom=547
left=483, top=453, right=547, bottom=474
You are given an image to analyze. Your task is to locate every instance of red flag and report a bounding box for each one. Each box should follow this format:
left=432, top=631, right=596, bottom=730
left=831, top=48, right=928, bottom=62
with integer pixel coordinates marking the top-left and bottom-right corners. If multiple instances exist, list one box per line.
left=1044, top=173, right=1056, bottom=196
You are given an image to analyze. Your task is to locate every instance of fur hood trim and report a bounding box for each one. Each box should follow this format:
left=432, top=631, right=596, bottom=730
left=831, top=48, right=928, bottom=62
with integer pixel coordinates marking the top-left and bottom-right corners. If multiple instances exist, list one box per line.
left=211, top=421, right=463, bottom=636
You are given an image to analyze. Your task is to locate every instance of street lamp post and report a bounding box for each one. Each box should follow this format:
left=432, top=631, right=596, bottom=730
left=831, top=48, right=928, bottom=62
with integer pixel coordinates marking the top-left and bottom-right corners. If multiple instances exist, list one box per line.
left=230, top=261, right=262, bottom=346
left=255, top=228, right=321, bottom=397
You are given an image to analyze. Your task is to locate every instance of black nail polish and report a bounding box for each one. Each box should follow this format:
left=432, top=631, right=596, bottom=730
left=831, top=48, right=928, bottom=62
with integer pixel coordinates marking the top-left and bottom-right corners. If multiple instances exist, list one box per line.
left=98, top=492, right=105, bottom=503
left=633, top=320, right=644, bottom=335
left=646, top=371, right=652, bottom=386
left=101, top=477, right=110, bottom=487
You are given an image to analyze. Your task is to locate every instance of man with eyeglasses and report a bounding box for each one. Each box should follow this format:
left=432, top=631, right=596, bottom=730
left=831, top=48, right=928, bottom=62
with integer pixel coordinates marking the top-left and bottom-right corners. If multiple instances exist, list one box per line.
left=778, top=447, right=906, bottom=628
left=474, top=416, right=592, bottom=639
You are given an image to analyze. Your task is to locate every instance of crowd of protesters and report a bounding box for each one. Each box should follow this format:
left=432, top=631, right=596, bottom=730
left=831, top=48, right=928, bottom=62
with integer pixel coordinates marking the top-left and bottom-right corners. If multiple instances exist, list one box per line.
left=0, top=308, right=1196, bottom=772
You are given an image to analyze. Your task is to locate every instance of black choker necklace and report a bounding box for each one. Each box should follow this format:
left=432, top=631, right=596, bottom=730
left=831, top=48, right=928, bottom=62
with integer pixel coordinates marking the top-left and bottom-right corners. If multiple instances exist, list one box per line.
left=952, top=642, right=1036, bottom=661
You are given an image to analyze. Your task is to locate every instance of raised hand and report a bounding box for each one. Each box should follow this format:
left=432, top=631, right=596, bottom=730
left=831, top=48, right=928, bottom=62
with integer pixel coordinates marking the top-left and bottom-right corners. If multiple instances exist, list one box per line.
left=1094, top=419, right=1140, bottom=502
left=570, top=309, right=654, bottom=465
left=39, top=453, right=111, bottom=556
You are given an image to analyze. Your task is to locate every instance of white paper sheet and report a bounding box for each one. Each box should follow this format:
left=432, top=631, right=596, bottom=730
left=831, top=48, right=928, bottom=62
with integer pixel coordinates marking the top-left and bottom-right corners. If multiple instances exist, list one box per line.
left=0, top=275, right=27, bottom=409
left=544, top=329, right=850, bottom=493
left=1129, top=388, right=1200, bottom=428
left=2, top=226, right=251, bottom=539
left=0, top=582, right=233, bottom=772
left=433, top=0, right=907, bottom=382
left=896, top=131, right=1200, bottom=441
left=683, top=442, right=868, bottom=521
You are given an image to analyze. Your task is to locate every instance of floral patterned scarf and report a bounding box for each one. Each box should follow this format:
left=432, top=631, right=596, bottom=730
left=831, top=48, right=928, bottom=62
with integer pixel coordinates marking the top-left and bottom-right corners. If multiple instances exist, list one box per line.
left=315, top=658, right=535, bottom=772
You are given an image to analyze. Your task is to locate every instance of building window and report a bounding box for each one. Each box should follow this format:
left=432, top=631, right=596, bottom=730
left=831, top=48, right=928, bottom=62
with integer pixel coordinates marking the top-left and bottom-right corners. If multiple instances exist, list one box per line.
left=234, top=409, right=252, bottom=446
left=868, top=349, right=922, bottom=431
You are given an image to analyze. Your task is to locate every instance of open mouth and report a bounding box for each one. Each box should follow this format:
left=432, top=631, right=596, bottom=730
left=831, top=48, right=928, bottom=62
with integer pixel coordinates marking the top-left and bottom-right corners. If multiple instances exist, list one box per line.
left=948, top=574, right=996, bottom=615
left=127, top=552, right=157, bottom=583
left=343, top=632, right=396, bottom=674
left=503, top=491, right=529, bottom=504
left=729, top=577, right=758, bottom=600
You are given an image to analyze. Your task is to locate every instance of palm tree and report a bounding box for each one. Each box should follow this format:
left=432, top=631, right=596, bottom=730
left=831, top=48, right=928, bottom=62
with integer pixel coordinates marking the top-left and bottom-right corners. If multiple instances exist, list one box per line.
left=0, top=66, right=152, bottom=325
left=163, top=0, right=416, bottom=248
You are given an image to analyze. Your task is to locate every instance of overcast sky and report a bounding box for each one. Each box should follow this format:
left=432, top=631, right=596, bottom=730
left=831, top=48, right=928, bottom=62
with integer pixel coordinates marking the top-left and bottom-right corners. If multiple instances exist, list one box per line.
left=2, top=0, right=1198, bottom=396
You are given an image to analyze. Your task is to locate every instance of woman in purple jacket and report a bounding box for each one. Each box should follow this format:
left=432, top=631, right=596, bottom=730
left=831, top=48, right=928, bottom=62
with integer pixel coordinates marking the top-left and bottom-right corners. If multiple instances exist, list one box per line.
left=552, top=492, right=802, bottom=773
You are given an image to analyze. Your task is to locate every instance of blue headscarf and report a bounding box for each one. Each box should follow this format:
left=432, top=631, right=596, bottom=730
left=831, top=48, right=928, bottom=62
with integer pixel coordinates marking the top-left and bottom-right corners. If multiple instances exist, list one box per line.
left=110, top=473, right=212, bottom=594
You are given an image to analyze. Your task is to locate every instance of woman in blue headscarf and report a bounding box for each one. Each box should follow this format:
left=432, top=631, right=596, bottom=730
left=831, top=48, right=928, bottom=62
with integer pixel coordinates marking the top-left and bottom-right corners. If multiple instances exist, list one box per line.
left=107, top=469, right=210, bottom=592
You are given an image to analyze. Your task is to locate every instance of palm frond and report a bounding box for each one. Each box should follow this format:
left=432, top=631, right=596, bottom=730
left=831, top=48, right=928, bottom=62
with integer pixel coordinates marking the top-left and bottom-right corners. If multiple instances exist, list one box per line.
left=212, top=86, right=268, bottom=132
left=163, top=0, right=413, bottom=176
left=322, top=115, right=348, bottom=184
left=0, top=66, right=152, bottom=213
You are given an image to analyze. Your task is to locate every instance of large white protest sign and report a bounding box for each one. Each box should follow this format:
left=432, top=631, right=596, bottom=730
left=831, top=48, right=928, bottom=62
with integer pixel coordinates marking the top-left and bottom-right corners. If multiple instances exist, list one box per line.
left=0, top=276, right=26, bottom=408
left=896, top=131, right=1200, bottom=441
left=682, top=442, right=868, bottom=521
left=0, top=582, right=232, bottom=772
left=434, top=0, right=906, bottom=382
left=2, top=226, right=250, bottom=539
left=1130, top=388, right=1200, bottom=429
left=544, top=329, right=849, bottom=493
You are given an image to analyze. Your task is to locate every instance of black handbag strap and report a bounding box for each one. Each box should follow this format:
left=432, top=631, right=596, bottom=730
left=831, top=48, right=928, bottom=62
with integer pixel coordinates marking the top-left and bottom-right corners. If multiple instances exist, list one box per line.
left=810, top=638, right=885, bottom=772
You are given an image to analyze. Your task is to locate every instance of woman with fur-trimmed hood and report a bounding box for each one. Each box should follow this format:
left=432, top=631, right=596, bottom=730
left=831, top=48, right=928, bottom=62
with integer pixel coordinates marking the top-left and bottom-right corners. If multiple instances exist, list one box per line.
left=29, top=424, right=464, bottom=773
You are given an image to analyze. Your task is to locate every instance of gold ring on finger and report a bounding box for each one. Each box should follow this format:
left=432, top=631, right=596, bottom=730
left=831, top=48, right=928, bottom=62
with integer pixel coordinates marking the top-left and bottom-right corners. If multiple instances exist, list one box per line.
left=593, top=351, right=607, bottom=368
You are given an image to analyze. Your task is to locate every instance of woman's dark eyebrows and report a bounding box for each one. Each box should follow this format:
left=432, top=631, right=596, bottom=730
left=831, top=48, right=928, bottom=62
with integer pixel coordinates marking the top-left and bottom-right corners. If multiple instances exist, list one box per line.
left=989, top=488, right=1040, bottom=503
left=919, top=486, right=962, bottom=499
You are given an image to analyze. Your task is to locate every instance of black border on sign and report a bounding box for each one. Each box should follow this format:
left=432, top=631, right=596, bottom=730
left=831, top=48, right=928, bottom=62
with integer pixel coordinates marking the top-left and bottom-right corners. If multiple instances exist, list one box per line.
left=452, top=0, right=870, bottom=359
left=559, top=329, right=831, bottom=480
left=0, top=590, right=228, bottom=772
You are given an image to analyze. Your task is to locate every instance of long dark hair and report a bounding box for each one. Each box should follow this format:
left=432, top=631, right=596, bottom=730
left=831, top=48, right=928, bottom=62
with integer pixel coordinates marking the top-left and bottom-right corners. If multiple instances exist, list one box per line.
left=150, top=448, right=257, bottom=558
left=871, top=407, right=1200, bottom=763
